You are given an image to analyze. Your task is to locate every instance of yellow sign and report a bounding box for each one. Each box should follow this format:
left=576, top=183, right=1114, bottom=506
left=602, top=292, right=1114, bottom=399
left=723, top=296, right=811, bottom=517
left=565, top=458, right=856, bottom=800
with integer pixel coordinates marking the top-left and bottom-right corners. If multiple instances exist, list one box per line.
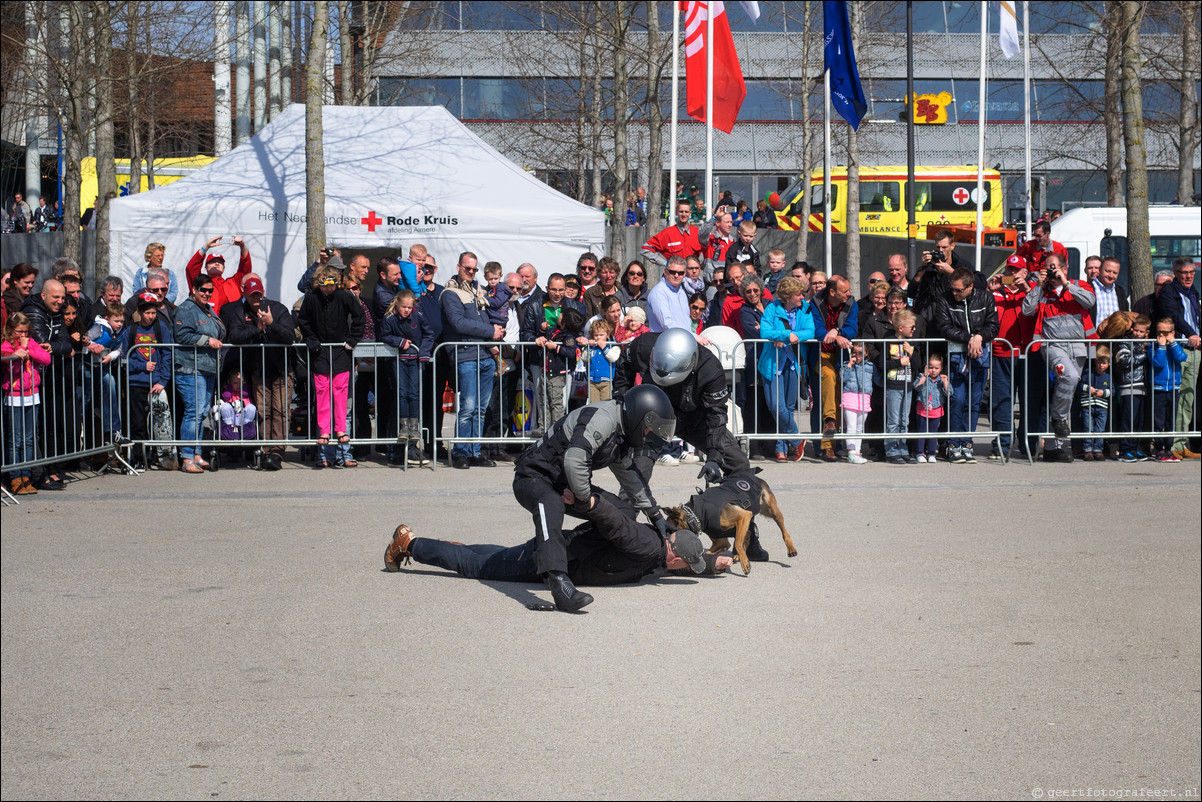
left=80, top=156, right=215, bottom=209
left=908, top=92, right=953, bottom=124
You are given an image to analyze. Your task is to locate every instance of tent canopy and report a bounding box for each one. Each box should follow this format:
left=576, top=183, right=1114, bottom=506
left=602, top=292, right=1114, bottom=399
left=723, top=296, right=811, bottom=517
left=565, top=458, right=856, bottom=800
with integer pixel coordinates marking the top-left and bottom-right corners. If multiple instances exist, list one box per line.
left=109, top=104, right=606, bottom=305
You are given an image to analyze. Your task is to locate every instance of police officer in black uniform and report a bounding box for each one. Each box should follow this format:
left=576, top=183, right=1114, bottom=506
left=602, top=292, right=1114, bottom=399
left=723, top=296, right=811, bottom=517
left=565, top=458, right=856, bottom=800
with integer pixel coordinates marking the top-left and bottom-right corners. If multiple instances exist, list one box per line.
left=512, top=384, right=677, bottom=612
left=612, top=327, right=751, bottom=482
left=613, top=328, right=773, bottom=561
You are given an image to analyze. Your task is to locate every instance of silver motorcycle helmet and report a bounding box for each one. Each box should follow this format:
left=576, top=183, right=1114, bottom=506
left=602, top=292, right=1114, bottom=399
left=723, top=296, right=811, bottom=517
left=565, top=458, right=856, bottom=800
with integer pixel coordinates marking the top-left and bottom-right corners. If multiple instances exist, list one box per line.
left=649, top=328, right=698, bottom=387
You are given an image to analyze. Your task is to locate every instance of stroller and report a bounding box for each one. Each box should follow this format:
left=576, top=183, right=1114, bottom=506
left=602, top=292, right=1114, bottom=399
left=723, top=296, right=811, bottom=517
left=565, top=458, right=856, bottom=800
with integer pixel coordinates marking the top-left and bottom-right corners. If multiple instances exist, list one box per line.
left=208, top=384, right=264, bottom=470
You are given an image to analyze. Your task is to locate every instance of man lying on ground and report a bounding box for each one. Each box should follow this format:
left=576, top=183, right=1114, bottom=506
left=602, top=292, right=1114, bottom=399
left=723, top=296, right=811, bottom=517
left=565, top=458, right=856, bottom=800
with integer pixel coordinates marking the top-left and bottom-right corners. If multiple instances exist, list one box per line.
left=384, top=489, right=731, bottom=610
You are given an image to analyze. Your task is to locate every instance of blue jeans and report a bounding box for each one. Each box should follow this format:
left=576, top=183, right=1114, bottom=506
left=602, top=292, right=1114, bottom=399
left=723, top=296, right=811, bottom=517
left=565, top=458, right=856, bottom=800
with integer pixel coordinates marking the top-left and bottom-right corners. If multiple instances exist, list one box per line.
left=949, top=352, right=989, bottom=448
left=4, top=403, right=38, bottom=478
left=410, top=537, right=541, bottom=583
left=178, top=371, right=216, bottom=460
left=884, top=386, right=911, bottom=458
left=455, top=355, right=496, bottom=458
left=1080, top=406, right=1109, bottom=453
left=397, top=359, right=420, bottom=419
left=83, top=359, right=122, bottom=441
left=990, top=354, right=1018, bottom=452
left=764, top=362, right=801, bottom=453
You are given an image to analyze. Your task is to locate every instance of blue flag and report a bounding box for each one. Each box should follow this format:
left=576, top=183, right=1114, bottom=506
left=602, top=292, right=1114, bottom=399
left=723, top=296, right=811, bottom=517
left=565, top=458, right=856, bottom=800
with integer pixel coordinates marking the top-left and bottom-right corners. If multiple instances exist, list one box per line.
left=823, top=1, right=867, bottom=130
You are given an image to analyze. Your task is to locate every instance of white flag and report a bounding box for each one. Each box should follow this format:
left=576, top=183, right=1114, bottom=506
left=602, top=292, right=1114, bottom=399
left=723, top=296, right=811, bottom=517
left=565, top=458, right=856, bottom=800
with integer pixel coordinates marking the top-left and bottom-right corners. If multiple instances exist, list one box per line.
left=999, top=0, right=1020, bottom=59
left=740, top=1, right=760, bottom=22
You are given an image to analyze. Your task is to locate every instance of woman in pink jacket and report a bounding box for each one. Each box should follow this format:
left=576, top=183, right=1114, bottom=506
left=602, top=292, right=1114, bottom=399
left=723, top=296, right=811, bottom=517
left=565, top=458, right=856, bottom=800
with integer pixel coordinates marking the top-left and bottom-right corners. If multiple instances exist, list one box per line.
left=3, top=312, right=52, bottom=495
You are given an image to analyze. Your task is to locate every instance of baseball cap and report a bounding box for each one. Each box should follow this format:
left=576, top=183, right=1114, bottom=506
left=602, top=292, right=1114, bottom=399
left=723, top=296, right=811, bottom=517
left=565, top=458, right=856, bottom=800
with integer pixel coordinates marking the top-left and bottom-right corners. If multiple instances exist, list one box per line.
left=243, top=276, right=265, bottom=296
left=326, top=252, right=345, bottom=271
left=136, top=291, right=160, bottom=307
left=1005, top=254, right=1027, bottom=271
left=205, top=252, right=226, bottom=266
left=670, top=530, right=707, bottom=574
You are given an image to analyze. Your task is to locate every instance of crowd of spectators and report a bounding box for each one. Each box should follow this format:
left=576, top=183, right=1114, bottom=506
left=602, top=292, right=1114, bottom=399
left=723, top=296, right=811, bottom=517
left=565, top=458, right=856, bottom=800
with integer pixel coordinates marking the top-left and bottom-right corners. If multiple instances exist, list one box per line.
left=2, top=205, right=1198, bottom=494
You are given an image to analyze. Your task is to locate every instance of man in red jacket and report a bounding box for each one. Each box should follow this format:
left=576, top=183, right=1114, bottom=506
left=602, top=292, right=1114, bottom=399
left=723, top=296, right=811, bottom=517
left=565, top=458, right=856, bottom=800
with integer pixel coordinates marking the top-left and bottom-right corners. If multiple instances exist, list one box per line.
left=988, top=254, right=1037, bottom=459
left=1014, top=220, right=1068, bottom=277
left=185, top=235, right=253, bottom=314
left=640, top=199, right=701, bottom=269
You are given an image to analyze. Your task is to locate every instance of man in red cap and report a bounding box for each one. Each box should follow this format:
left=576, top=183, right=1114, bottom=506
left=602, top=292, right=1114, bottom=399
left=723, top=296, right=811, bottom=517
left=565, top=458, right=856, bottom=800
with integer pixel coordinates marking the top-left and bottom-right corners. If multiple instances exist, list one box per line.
left=988, top=253, right=1037, bottom=459
left=220, top=272, right=295, bottom=470
left=185, top=235, right=253, bottom=314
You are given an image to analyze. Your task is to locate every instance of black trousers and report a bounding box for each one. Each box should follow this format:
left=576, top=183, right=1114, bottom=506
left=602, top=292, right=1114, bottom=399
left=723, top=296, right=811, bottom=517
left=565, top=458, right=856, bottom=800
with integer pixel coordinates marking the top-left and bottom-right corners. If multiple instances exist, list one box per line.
left=513, top=474, right=568, bottom=576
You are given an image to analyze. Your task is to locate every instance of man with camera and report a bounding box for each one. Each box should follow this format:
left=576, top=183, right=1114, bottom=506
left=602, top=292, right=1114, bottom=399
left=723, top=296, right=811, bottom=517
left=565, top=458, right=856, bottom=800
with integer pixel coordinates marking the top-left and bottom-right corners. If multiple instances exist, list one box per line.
left=221, top=274, right=296, bottom=471
left=913, top=229, right=978, bottom=318
left=185, top=235, right=253, bottom=313
left=1022, top=252, right=1097, bottom=462
left=932, top=268, right=1000, bottom=463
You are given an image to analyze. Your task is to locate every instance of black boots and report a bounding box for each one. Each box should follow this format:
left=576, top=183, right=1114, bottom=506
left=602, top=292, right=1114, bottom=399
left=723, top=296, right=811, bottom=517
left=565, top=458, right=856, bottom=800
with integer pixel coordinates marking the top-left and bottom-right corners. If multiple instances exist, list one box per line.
left=544, top=571, right=593, bottom=612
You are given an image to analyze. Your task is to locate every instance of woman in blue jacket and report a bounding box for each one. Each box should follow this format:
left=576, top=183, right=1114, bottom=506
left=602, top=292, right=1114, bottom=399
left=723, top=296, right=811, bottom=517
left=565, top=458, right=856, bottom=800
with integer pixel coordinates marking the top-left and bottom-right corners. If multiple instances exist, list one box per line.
left=757, top=277, right=815, bottom=461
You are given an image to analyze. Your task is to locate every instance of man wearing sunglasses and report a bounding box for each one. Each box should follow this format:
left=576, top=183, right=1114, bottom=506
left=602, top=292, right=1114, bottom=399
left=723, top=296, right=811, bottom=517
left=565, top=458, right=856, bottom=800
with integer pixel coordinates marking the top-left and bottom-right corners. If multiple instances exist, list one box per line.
left=441, top=252, right=505, bottom=469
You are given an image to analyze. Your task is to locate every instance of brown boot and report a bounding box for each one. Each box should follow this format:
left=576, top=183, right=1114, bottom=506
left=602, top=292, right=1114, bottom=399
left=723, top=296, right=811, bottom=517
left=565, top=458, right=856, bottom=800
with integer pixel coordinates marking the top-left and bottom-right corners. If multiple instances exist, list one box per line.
left=8, top=478, right=21, bottom=495
left=384, top=524, right=416, bottom=572
left=17, top=477, right=37, bottom=495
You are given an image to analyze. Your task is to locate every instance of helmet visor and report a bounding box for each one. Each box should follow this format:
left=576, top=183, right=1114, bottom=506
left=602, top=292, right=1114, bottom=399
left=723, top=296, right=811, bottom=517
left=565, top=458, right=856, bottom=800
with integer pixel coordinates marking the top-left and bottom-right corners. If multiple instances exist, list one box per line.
left=641, top=410, right=676, bottom=449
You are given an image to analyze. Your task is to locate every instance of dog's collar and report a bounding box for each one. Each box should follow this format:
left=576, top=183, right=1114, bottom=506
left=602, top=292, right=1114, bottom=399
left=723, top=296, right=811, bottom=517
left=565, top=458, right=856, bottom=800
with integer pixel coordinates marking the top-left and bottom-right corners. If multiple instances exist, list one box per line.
left=680, top=502, right=702, bottom=535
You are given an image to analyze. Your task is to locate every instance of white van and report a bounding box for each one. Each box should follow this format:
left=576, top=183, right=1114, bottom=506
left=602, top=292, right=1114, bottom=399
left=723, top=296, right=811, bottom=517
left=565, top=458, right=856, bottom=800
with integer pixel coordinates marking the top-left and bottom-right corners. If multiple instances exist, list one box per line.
left=1051, top=206, right=1201, bottom=290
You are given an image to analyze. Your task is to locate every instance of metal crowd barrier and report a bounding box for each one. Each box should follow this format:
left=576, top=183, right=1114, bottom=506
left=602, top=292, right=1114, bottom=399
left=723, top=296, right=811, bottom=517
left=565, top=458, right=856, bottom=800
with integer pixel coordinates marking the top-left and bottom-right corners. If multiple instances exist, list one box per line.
left=1020, top=337, right=1200, bottom=464
left=116, top=341, right=425, bottom=470
left=430, top=338, right=629, bottom=470
left=707, top=335, right=1017, bottom=462
left=2, top=350, right=130, bottom=505
left=7, top=332, right=1197, bottom=497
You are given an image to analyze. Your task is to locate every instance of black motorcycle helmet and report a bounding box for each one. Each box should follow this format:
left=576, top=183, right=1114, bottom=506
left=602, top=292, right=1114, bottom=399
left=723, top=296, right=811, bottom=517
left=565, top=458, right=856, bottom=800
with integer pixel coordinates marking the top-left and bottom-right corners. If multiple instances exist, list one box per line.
left=620, top=384, right=677, bottom=448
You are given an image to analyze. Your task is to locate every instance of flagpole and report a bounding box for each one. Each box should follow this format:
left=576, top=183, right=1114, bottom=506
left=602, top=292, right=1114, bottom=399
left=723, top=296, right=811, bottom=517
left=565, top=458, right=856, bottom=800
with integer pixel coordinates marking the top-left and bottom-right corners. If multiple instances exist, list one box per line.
left=1023, top=0, right=1032, bottom=241
left=705, top=1, right=715, bottom=217
left=906, top=0, right=916, bottom=274
left=976, top=0, right=986, bottom=270
left=824, top=68, right=832, bottom=277
left=671, top=1, right=680, bottom=219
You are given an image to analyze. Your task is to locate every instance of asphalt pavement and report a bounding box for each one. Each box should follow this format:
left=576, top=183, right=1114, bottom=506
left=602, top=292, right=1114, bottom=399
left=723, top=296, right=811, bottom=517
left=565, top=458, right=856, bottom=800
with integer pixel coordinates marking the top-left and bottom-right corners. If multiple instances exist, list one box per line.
left=2, top=454, right=1199, bottom=800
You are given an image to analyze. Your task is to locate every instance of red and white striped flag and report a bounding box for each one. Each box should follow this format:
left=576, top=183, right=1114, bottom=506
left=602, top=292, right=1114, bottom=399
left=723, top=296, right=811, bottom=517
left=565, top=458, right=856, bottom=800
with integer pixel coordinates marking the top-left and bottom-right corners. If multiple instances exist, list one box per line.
left=683, top=1, right=747, bottom=134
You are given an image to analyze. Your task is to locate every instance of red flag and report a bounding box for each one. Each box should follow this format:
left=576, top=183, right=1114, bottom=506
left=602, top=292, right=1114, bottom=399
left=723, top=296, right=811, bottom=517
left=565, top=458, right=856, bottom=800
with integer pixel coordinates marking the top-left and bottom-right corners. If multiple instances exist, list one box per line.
left=683, top=1, right=747, bottom=134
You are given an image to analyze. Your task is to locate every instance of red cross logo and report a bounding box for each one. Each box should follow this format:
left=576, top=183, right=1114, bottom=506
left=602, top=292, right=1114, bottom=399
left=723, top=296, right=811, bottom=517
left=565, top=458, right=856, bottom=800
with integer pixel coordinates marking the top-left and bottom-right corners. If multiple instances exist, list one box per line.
left=952, top=187, right=970, bottom=205
left=362, top=211, right=383, bottom=232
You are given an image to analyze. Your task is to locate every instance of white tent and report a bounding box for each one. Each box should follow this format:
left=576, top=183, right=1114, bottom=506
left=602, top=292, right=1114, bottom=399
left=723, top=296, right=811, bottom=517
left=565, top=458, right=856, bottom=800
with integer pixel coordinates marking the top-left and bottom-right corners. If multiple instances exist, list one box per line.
left=109, top=104, right=606, bottom=305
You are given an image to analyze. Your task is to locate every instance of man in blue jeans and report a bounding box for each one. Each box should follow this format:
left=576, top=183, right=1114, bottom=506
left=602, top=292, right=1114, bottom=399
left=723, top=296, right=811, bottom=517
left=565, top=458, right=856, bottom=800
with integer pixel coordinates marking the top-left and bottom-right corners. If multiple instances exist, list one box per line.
left=931, top=268, right=999, bottom=463
left=440, top=252, right=505, bottom=469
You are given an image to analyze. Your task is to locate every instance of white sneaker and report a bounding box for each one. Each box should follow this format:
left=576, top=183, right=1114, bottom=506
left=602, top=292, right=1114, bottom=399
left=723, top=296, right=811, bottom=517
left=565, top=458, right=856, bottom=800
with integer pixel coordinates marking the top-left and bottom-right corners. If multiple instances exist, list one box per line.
left=916, top=454, right=928, bottom=463
left=847, top=452, right=867, bottom=464
left=655, top=454, right=680, bottom=466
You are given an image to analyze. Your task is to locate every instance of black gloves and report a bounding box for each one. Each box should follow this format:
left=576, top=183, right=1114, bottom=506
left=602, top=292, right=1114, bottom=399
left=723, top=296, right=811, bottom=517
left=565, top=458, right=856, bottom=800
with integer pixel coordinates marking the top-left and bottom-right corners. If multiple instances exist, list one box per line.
left=648, top=506, right=670, bottom=540
left=698, top=460, right=722, bottom=485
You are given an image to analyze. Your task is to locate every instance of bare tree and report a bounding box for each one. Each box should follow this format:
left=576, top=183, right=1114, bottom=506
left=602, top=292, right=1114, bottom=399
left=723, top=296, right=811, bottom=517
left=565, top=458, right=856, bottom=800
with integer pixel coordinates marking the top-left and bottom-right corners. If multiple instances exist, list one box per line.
left=94, top=1, right=116, bottom=280
left=1176, top=1, right=1199, bottom=204
left=1104, top=3, right=1124, bottom=205
left=1121, top=0, right=1151, bottom=300
left=307, top=0, right=328, bottom=265
left=338, top=0, right=352, bottom=104
left=645, top=0, right=666, bottom=235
